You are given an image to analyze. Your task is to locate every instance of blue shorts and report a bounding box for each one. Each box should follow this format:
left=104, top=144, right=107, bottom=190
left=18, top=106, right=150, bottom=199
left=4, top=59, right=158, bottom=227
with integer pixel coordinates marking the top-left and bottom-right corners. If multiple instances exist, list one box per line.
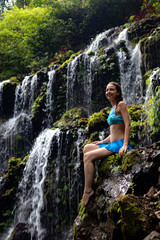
left=98, top=139, right=132, bottom=153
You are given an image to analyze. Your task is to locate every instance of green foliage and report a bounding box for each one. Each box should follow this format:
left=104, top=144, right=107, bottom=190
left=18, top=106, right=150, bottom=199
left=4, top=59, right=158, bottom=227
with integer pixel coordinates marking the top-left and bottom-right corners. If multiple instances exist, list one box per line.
left=147, top=86, right=160, bottom=134
left=0, top=6, right=51, bottom=80
left=97, top=153, right=120, bottom=179
left=0, top=0, right=143, bottom=80
left=128, top=105, right=146, bottom=147
left=127, top=0, right=160, bottom=23
left=97, top=47, right=120, bottom=81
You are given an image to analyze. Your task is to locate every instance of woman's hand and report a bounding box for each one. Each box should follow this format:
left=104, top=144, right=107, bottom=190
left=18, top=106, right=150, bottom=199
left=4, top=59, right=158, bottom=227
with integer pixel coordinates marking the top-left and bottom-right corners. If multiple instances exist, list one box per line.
left=119, top=145, right=128, bottom=157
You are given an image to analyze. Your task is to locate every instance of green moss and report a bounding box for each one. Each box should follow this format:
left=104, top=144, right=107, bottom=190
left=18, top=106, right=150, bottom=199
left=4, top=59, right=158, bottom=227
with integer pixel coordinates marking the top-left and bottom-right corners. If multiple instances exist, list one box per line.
left=128, top=104, right=146, bottom=147
left=31, top=84, right=47, bottom=120
left=116, top=194, right=149, bottom=240
left=87, top=51, right=95, bottom=56
left=58, top=50, right=82, bottom=70
left=9, top=76, right=21, bottom=85
left=53, top=107, right=88, bottom=130
left=121, top=149, right=140, bottom=172
left=87, top=110, right=108, bottom=132
left=97, top=47, right=106, bottom=57
left=118, top=40, right=130, bottom=56
left=4, top=157, right=26, bottom=187
left=16, top=135, right=23, bottom=142
left=147, top=86, right=160, bottom=134
left=0, top=156, right=28, bottom=233
left=97, top=154, right=120, bottom=180
left=85, top=131, right=99, bottom=145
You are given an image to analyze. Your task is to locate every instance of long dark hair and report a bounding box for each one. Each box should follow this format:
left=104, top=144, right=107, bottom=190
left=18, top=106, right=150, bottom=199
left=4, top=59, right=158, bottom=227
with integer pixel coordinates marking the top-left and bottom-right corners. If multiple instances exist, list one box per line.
left=109, top=81, right=123, bottom=104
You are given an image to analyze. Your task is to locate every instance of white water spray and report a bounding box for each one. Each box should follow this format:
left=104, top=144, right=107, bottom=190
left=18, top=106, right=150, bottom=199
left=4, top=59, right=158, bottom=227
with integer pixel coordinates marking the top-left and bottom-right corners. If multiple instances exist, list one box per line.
left=115, top=28, right=143, bottom=105
left=14, top=128, right=60, bottom=240
left=45, top=69, right=56, bottom=126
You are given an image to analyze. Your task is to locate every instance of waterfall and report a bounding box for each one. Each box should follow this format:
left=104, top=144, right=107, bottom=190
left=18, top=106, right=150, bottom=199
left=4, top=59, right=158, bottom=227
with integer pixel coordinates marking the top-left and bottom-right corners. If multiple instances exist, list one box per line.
left=14, top=74, right=38, bottom=116
left=66, top=27, right=143, bottom=115
left=66, top=28, right=120, bottom=114
left=0, top=113, right=32, bottom=171
left=114, top=28, right=143, bottom=105
left=45, top=69, right=55, bottom=127
left=0, top=74, right=41, bottom=171
left=143, top=67, right=160, bottom=144
left=145, top=68, right=160, bottom=102
left=14, top=128, right=60, bottom=240
left=74, top=129, right=85, bottom=206
left=66, top=53, right=97, bottom=115
left=0, top=76, right=36, bottom=171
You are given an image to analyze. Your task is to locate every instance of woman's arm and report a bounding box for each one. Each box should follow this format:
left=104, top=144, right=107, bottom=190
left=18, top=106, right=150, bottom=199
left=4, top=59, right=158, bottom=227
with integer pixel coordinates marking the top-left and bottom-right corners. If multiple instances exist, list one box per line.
left=118, top=101, right=131, bottom=155
left=92, top=135, right=111, bottom=145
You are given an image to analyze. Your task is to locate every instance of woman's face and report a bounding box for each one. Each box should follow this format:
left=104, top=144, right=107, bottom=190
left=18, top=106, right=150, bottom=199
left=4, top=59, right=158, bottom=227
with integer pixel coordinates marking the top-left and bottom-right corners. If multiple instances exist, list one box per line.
left=105, top=83, right=119, bottom=102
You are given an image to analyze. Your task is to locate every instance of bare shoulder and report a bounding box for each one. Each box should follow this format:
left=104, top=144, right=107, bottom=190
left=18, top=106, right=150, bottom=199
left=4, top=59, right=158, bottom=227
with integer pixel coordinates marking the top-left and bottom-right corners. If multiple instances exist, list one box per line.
left=117, top=101, right=128, bottom=116
left=118, top=101, right=127, bottom=109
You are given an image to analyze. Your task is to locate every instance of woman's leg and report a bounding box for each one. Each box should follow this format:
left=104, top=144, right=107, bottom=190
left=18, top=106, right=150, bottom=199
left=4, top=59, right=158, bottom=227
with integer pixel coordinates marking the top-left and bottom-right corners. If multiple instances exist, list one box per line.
left=83, top=143, right=99, bottom=154
left=83, top=147, right=113, bottom=207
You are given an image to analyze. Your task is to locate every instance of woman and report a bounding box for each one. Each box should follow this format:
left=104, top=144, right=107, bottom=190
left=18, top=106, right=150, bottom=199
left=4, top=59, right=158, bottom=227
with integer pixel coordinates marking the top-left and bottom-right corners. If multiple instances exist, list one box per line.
left=82, top=81, right=132, bottom=207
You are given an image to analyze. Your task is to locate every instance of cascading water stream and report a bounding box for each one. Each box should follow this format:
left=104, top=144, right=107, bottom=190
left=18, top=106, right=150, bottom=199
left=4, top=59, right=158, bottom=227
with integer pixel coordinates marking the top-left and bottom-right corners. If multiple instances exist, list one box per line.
left=142, top=67, right=160, bottom=144
left=66, top=28, right=120, bottom=115
left=45, top=69, right=55, bottom=127
left=74, top=129, right=85, bottom=206
left=114, top=28, right=143, bottom=105
left=0, top=113, right=32, bottom=169
left=66, top=27, right=144, bottom=115
left=0, top=74, right=40, bottom=171
left=14, top=74, right=38, bottom=116
left=66, top=53, right=96, bottom=115
left=145, top=68, right=160, bottom=102
left=13, top=128, right=60, bottom=240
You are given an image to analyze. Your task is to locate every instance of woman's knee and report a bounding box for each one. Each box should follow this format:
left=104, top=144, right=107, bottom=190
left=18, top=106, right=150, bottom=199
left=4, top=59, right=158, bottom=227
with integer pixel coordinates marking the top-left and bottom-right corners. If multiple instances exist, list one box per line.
left=83, top=143, right=98, bottom=154
left=83, top=144, right=90, bottom=154
left=83, top=152, right=90, bottom=164
left=83, top=151, right=96, bottom=164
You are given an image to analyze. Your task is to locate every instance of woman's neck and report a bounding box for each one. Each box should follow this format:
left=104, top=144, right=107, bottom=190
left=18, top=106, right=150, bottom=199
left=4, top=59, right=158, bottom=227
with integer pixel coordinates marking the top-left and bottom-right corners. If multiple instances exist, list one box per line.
left=111, top=101, right=117, bottom=107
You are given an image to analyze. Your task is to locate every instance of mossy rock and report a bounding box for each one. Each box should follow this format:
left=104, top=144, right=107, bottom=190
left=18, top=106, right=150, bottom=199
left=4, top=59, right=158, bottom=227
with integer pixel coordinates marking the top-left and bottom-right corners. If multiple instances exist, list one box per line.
left=10, top=76, right=21, bottom=85
left=84, top=131, right=100, bottom=145
left=116, top=194, right=149, bottom=240
left=53, top=107, right=88, bottom=130
left=128, top=104, right=145, bottom=122
left=4, top=157, right=26, bottom=188
left=128, top=104, right=147, bottom=147
left=87, top=51, right=95, bottom=56
left=121, top=149, right=141, bottom=172
left=97, top=153, right=120, bottom=180
left=117, top=40, right=130, bottom=58
left=0, top=156, right=28, bottom=233
left=58, top=50, right=82, bottom=70
left=87, top=110, right=108, bottom=132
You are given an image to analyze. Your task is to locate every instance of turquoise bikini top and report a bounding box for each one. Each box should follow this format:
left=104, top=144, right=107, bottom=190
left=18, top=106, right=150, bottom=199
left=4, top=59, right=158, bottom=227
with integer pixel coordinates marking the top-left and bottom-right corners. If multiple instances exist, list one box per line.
left=107, top=106, right=124, bottom=126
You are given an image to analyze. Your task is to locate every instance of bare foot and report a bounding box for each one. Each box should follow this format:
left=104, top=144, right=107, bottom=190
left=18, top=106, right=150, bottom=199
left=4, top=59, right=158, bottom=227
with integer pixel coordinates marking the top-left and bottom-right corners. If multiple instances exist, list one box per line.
left=82, top=190, right=94, bottom=207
